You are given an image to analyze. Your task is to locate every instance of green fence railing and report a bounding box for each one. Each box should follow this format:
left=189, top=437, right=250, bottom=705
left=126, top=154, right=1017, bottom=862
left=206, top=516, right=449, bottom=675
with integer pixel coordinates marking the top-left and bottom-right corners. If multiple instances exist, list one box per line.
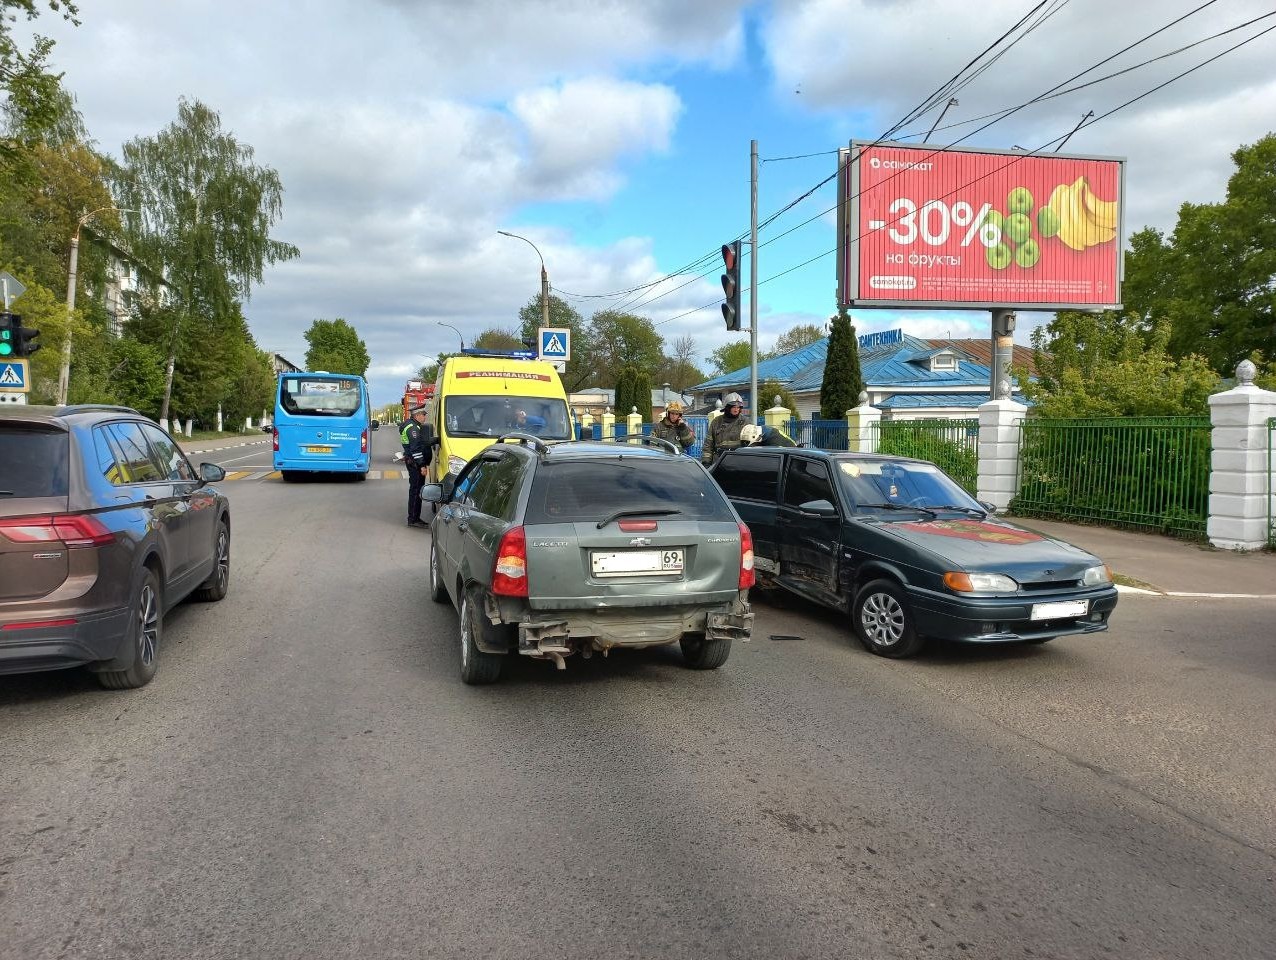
left=1012, top=417, right=1212, bottom=539
left=866, top=418, right=980, bottom=495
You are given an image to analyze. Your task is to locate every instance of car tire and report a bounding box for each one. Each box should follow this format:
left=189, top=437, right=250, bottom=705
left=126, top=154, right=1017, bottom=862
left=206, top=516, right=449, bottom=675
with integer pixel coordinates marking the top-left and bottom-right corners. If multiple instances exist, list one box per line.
left=98, top=568, right=163, bottom=690
left=355, top=471, right=368, bottom=482
left=853, top=579, right=925, bottom=659
left=429, top=538, right=449, bottom=603
left=680, top=632, right=731, bottom=670
left=193, top=520, right=230, bottom=602
left=459, top=586, right=504, bottom=685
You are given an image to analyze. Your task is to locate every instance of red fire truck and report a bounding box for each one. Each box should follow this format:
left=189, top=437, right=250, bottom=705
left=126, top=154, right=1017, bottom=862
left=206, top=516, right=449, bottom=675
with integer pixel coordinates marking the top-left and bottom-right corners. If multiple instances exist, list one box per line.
left=400, top=379, right=435, bottom=424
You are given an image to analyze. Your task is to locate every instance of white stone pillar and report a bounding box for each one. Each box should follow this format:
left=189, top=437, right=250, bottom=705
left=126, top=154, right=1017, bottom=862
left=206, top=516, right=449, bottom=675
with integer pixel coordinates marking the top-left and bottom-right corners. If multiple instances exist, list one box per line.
left=1207, top=360, right=1276, bottom=551
left=601, top=406, right=616, bottom=440
left=627, top=406, right=643, bottom=445
left=976, top=398, right=1027, bottom=511
left=846, top=398, right=880, bottom=453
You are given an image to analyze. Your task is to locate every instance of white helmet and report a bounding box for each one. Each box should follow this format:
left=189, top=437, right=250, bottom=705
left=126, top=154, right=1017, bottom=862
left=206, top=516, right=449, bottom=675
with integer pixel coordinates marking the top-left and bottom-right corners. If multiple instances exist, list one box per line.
left=739, top=424, right=763, bottom=444
left=723, top=392, right=744, bottom=406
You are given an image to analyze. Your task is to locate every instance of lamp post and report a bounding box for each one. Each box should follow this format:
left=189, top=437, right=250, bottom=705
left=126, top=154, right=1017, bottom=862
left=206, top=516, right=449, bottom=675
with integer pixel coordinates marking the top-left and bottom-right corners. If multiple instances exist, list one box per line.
left=59, top=206, right=135, bottom=405
left=497, top=230, right=549, bottom=329
left=437, top=321, right=465, bottom=351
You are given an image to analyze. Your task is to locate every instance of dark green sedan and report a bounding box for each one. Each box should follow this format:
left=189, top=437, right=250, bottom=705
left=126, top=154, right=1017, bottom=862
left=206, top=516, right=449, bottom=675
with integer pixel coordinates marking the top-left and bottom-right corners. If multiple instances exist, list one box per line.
left=710, top=447, right=1118, bottom=658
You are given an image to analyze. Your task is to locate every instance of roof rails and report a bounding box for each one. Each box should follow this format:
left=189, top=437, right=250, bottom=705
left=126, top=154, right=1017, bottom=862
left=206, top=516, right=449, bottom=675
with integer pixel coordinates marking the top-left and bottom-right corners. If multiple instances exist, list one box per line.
left=497, top=431, right=552, bottom=454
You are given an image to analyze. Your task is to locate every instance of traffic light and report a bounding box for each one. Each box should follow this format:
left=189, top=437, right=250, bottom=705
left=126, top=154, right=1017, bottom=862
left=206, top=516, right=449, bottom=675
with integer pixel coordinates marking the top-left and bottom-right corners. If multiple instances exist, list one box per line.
left=720, top=241, right=742, bottom=332
left=0, top=313, right=14, bottom=358
left=15, top=321, right=40, bottom=357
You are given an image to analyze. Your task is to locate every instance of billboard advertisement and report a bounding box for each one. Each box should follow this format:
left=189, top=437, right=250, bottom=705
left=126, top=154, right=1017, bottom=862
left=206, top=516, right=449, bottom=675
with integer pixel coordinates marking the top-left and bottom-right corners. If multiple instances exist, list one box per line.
left=840, top=141, right=1125, bottom=311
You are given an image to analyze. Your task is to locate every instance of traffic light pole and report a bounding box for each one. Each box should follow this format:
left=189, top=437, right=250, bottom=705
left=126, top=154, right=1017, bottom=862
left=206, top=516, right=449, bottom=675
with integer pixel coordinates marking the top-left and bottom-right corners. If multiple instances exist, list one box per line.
left=749, top=138, right=758, bottom=424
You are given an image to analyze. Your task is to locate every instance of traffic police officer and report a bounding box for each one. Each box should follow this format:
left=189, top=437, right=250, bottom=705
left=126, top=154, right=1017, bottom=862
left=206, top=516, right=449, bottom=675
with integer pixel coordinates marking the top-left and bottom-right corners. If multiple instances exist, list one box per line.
left=401, top=406, right=433, bottom=526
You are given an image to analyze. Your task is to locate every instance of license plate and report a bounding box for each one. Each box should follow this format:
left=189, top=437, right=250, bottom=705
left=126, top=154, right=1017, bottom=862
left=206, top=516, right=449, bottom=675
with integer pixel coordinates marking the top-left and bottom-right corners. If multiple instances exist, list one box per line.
left=1031, top=599, right=1088, bottom=621
left=306, top=445, right=332, bottom=454
left=591, top=549, right=684, bottom=577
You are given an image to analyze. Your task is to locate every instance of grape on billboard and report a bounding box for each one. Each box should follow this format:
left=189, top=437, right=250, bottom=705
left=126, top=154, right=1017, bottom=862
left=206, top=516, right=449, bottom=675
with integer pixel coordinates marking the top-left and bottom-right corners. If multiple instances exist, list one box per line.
left=838, top=141, right=1125, bottom=311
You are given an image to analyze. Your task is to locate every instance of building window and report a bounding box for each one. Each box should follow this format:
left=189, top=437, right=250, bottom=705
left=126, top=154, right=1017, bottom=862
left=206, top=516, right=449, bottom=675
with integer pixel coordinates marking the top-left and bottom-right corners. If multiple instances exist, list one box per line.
left=931, top=354, right=957, bottom=371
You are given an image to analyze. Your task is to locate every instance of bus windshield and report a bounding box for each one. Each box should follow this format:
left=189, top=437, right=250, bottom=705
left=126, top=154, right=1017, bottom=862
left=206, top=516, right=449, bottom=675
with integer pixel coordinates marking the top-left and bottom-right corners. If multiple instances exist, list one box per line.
left=444, top=395, right=571, bottom=440
left=279, top=376, right=363, bottom=417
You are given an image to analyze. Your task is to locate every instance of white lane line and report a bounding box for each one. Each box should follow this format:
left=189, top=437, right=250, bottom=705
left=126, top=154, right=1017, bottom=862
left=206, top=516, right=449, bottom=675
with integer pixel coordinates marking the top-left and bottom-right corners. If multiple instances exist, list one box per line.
left=244, top=471, right=270, bottom=480
left=1116, top=585, right=1276, bottom=599
left=206, top=450, right=273, bottom=466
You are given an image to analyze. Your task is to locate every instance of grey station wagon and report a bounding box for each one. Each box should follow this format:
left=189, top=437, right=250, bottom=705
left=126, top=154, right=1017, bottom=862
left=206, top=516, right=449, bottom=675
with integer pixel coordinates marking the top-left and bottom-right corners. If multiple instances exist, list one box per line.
left=0, top=405, right=230, bottom=688
left=424, top=435, right=754, bottom=684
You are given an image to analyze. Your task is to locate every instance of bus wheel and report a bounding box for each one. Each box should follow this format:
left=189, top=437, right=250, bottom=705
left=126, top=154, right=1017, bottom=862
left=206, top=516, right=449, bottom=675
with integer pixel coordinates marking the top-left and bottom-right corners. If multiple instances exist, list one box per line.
left=282, top=470, right=299, bottom=482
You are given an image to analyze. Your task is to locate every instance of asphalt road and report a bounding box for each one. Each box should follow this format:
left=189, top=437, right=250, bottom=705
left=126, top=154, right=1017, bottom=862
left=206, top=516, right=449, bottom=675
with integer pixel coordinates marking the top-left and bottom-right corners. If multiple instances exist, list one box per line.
left=3, top=432, right=1274, bottom=960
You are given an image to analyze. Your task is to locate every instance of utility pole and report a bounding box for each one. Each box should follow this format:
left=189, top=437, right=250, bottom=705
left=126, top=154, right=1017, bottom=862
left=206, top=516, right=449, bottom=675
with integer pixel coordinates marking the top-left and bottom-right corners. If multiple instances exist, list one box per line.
left=749, top=138, right=759, bottom=425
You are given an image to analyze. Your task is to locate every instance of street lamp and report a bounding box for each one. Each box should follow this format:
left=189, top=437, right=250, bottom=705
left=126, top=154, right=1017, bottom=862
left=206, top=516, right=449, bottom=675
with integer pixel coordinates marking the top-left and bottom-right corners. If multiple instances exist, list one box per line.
left=437, top=321, right=465, bottom=351
left=497, top=230, right=550, bottom=329
left=58, top=206, right=136, bottom=405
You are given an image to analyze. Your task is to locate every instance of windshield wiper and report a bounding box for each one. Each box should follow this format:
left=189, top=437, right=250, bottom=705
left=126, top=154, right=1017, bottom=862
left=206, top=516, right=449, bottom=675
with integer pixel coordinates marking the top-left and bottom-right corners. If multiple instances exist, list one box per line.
left=596, top=508, right=682, bottom=529
left=924, top=504, right=988, bottom=518
left=857, top=502, right=937, bottom=519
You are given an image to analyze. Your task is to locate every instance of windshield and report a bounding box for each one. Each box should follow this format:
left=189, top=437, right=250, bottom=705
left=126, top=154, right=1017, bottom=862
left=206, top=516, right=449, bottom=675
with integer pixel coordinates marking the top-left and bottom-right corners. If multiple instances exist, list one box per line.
left=835, top=458, right=981, bottom=515
left=444, top=395, right=571, bottom=440
left=279, top=377, right=363, bottom=417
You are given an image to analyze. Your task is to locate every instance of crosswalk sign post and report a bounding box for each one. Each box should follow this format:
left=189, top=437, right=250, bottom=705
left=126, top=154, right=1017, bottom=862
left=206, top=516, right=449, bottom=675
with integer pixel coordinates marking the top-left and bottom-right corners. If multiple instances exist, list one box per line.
left=538, top=327, right=571, bottom=369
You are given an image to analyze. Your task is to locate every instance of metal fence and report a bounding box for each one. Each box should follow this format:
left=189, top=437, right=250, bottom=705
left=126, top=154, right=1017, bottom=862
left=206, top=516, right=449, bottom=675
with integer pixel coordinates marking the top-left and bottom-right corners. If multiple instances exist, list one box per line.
left=867, top=418, right=980, bottom=495
left=1013, top=417, right=1212, bottom=539
left=789, top=419, right=850, bottom=450
left=582, top=416, right=711, bottom=460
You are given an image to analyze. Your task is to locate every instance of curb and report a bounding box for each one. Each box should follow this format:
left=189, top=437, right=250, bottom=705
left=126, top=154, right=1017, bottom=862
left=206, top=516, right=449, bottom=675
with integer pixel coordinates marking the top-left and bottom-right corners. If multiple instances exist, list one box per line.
left=1115, top=584, right=1276, bottom=600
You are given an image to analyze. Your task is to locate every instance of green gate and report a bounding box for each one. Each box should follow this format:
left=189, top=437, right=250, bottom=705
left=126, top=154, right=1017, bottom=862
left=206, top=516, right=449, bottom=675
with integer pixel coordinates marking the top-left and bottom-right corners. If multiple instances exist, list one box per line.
left=1013, top=417, right=1212, bottom=538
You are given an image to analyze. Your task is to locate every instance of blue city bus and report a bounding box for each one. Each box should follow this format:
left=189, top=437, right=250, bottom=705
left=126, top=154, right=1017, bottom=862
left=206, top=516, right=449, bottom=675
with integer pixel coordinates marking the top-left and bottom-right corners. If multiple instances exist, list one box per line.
left=272, top=372, right=375, bottom=480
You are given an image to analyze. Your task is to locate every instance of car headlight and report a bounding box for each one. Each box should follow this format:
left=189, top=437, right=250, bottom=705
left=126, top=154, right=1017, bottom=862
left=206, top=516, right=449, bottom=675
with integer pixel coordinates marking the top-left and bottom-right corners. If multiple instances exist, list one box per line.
left=1082, top=565, right=1112, bottom=586
left=943, top=571, right=1018, bottom=593
left=447, top=455, right=466, bottom=476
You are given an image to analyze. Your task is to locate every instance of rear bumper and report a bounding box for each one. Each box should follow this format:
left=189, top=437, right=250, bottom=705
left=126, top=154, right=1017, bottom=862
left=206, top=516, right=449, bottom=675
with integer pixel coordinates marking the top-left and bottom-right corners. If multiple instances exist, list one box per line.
left=0, top=606, right=132, bottom=675
left=907, top=585, right=1118, bottom=643
left=273, top=455, right=369, bottom=473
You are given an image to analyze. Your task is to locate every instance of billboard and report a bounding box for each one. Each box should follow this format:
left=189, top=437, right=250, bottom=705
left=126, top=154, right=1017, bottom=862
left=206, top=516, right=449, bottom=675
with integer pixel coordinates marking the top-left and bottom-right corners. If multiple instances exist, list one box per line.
left=839, top=141, right=1125, bottom=311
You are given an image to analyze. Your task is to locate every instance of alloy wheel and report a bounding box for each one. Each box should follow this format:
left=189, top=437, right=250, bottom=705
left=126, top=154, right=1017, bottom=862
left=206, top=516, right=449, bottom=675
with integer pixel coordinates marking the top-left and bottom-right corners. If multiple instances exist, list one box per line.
left=215, top=529, right=229, bottom=591
left=860, top=592, right=905, bottom=647
left=138, top=583, right=159, bottom=666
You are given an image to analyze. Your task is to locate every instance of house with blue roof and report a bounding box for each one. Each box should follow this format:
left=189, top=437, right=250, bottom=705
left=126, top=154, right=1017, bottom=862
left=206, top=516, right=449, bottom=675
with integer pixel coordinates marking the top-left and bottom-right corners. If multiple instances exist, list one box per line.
left=690, top=328, right=1034, bottom=420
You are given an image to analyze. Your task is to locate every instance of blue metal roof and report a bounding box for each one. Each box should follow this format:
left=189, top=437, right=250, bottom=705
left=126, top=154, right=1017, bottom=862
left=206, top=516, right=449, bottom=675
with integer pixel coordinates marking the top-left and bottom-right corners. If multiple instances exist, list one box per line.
left=694, top=333, right=994, bottom=394
left=878, top=392, right=1029, bottom=408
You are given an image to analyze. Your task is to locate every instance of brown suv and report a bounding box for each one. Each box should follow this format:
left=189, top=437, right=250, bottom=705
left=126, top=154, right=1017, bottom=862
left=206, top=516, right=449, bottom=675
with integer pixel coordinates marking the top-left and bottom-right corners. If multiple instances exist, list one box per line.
left=0, top=405, right=231, bottom=688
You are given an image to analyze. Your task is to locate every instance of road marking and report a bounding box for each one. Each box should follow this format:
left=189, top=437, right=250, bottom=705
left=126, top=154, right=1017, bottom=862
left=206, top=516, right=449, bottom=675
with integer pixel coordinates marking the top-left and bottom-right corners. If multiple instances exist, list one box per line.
left=210, top=449, right=274, bottom=466
left=1116, top=584, right=1276, bottom=599
left=244, top=471, right=271, bottom=480
left=223, top=471, right=252, bottom=481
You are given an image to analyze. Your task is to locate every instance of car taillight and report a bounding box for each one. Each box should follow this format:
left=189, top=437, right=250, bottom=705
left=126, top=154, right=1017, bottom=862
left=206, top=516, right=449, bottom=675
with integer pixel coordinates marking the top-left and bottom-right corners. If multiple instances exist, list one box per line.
left=272, top=427, right=279, bottom=451
left=491, top=525, right=528, bottom=597
left=0, top=514, right=114, bottom=548
left=361, top=429, right=368, bottom=453
left=738, top=521, right=755, bottom=589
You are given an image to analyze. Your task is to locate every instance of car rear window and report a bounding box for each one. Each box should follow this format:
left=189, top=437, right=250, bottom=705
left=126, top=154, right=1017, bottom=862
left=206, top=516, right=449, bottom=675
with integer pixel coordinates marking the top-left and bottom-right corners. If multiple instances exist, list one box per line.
left=525, top=458, right=735, bottom=524
left=0, top=426, right=69, bottom=498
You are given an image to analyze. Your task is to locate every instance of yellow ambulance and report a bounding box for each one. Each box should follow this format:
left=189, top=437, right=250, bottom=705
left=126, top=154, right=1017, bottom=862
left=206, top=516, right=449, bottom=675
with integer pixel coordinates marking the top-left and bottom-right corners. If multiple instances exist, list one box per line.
left=429, top=352, right=573, bottom=481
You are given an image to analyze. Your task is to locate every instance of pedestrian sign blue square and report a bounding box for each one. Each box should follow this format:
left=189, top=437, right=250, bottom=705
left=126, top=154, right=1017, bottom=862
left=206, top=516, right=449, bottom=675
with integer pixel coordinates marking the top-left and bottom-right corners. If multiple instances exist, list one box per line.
left=0, top=358, right=29, bottom=391
left=538, top=327, right=570, bottom=361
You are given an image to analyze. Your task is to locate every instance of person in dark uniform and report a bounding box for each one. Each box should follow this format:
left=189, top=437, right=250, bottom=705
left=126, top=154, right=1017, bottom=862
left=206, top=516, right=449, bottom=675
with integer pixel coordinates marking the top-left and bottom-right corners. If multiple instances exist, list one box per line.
left=401, top=406, right=433, bottom=527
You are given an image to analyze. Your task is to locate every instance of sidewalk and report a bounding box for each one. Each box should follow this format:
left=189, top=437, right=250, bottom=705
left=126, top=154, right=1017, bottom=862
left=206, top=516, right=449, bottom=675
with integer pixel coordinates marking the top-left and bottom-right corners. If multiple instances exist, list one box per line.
left=1012, top=517, right=1276, bottom=598
left=177, top=436, right=270, bottom=456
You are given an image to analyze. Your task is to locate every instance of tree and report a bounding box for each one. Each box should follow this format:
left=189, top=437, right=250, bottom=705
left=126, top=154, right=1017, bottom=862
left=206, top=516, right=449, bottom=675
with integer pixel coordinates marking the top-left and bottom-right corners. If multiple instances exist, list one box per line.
left=1023, top=311, right=1218, bottom=417
left=585, top=310, right=664, bottom=388
left=613, top=366, right=635, bottom=418
left=758, top=378, right=798, bottom=413
left=114, top=97, right=299, bottom=423
left=1, top=2, right=81, bottom=170
left=708, top=340, right=750, bottom=377
left=820, top=305, right=864, bottom=419
left=472, top=327, right=524, bottom=351
left=663, top=334, right=703, bottom=391
left=769, top=323, right=825, bottom=358
left=631, top=366, right=653, bottom=423
left=1120, top=134, right=1276, bottom=373
left=304, top=318, right=370, bottom=376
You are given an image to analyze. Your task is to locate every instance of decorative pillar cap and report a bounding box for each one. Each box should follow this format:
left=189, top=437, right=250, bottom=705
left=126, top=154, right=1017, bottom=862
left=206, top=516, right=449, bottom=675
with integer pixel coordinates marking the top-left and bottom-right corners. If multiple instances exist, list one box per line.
left=1236, top=359, right=1257, bottom=386
left=858, top=390, right=868, bottom=405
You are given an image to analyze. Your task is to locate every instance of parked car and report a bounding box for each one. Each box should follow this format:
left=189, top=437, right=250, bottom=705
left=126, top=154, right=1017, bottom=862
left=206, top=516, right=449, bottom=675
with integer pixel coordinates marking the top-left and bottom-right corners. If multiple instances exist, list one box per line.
left=423, top=435, right=754, bottom=684
left=709, top=447, right=1117, bottom=658
left=0, top=405, right=231, bottom=688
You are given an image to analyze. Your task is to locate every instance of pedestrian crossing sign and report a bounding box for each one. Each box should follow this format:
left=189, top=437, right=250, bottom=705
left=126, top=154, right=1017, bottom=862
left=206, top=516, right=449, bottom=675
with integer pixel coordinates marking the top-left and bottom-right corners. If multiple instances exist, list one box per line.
left=0, top=358, right=29, bottom=392
left=538, top=327, right=571, bottom=362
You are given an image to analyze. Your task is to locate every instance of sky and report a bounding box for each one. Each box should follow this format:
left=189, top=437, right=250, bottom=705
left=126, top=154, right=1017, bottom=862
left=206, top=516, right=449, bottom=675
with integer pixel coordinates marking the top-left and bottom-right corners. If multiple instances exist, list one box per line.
left=17, top=0, right=1276, bottom=406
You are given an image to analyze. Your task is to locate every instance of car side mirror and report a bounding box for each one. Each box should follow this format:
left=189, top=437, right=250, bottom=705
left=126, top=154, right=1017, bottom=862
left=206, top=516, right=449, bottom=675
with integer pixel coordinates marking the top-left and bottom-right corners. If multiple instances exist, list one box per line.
left=199, top=462, right=226, bottom=483
left=798, top=499, right=838, bottom=518
left=370, top=419, right=380, bottom=430
left=441, top=475, right=456, bottom=501
left=978, top=500, right=997, bottom=515
left=421, top=483, right=443, bottom=503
